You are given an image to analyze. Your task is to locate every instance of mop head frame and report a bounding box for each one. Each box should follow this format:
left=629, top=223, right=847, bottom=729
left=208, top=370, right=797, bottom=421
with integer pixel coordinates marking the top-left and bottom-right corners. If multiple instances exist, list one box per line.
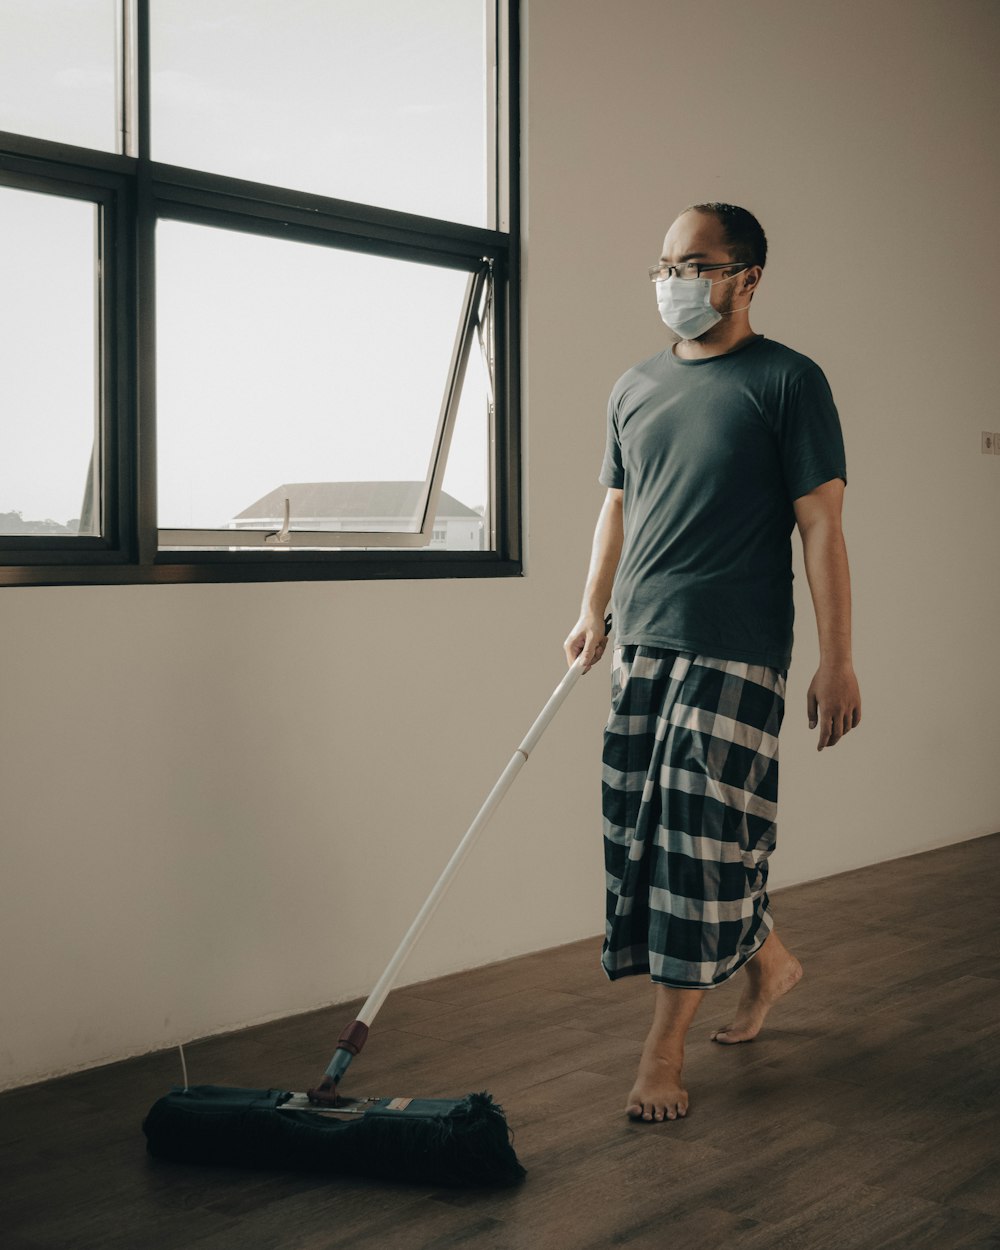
left=142, top=1084, right=527, bottom=1188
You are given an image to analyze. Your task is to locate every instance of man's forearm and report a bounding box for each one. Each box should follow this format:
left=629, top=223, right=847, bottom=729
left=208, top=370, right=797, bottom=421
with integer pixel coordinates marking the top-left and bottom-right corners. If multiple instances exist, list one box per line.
left=800, top=522, right=854, bottom=664
left=582, top=493, right=624, bottom=617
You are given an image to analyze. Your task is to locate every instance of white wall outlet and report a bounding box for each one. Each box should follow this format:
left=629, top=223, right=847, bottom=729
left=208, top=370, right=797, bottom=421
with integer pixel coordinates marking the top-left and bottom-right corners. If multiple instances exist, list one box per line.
left=995, top=432, right=1000, bottom=454
left=984, top=431, right=996, bottom=453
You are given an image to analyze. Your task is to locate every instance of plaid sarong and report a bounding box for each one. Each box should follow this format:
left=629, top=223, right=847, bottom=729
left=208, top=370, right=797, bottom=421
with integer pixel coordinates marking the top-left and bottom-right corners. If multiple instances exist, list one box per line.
left=602, top=644, right=787, bottom=990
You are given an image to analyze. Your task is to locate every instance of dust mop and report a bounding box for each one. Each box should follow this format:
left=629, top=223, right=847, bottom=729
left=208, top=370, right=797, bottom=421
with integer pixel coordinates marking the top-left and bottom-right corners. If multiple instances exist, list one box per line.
left=142, top=619, right=611, bottom=1187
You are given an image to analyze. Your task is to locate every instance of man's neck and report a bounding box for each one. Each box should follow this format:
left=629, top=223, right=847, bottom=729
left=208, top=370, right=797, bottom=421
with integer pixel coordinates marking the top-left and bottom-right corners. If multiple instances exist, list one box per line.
left=672, top=322, right=760, bottom=361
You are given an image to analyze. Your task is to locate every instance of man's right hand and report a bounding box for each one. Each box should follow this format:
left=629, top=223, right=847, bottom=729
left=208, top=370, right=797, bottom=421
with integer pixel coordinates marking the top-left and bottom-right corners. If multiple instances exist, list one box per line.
left=564, top=612, right=610, bottom=674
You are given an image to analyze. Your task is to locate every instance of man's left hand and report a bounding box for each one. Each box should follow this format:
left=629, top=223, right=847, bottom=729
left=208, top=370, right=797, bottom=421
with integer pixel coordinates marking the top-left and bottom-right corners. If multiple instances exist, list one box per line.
left=806, top=662, right=861, bottom=751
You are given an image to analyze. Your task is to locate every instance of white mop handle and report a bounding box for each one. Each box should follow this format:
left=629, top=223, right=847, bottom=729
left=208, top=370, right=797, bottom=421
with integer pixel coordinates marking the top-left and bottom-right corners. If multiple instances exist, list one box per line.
left=354, top=652, right=589, bottom=1029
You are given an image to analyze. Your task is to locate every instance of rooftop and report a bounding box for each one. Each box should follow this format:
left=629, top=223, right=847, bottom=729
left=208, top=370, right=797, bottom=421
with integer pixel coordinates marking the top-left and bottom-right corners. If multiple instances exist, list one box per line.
left=234, top=482, right=481, bottom=521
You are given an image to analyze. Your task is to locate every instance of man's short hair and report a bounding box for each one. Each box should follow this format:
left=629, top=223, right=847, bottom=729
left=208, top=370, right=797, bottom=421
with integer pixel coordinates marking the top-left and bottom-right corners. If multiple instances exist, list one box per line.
left=685, top=202, right=768, bottom=271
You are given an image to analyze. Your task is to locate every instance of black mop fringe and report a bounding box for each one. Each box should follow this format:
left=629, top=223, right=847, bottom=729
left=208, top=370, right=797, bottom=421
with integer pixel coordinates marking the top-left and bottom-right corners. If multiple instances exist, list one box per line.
left=142, top=1086, right=526, bottom=1188
left=360, top=1091, right=524, bottom=1187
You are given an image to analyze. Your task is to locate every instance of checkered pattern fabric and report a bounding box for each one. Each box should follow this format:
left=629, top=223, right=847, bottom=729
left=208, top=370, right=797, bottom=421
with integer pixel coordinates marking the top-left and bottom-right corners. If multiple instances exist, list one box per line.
left=602, top=643, right=787, bottom=990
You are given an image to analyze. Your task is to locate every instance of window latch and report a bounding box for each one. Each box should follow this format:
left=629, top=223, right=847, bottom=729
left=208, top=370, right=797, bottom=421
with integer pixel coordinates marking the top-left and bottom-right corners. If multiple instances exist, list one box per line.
left=264, top=497, right=291, bottom=543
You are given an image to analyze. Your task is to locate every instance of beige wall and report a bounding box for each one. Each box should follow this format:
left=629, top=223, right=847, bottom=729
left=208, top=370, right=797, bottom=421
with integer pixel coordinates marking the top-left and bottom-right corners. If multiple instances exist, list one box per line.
left=2, top=0, right=998, bottom=1090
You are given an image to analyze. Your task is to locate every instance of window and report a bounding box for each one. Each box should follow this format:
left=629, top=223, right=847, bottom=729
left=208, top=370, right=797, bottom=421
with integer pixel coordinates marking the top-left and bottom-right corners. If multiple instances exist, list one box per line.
left=0, top=0, right=520, bottom=586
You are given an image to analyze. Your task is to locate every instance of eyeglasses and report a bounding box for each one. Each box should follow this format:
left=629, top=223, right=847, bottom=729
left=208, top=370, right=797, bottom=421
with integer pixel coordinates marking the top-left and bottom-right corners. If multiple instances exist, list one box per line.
left=648, top=261, right=750, bottom=282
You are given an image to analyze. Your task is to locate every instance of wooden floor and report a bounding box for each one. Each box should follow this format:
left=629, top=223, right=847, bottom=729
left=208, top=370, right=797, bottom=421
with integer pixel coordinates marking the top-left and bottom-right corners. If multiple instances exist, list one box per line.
left=3, top=833, right=1000, bottom=1250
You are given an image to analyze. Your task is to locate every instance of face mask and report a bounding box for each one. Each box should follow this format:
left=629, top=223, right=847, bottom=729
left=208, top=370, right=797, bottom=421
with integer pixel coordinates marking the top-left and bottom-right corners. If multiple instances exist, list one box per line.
left=655, top=272, right=747, bottom=340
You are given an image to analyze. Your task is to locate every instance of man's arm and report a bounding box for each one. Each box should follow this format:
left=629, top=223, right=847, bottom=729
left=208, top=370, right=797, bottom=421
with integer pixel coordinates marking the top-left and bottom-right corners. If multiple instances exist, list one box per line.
left=564, top=488, right=624, bottom=673
left=793, top=478, right=862, bottom=749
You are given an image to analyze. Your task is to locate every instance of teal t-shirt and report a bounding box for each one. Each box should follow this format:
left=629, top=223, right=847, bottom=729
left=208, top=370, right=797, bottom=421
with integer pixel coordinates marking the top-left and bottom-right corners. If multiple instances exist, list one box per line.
left=599, top=334, right=847, bottom=672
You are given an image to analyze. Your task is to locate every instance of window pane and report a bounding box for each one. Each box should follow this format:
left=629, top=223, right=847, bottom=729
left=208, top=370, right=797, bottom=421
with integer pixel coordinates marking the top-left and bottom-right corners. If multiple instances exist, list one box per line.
left=151, top=0, right=489, bottom=226
left=0, top=0, right=119, bottom=153
left=155, top=220, right=474, bottom=535
left=0, top=184, right=100, bottom=537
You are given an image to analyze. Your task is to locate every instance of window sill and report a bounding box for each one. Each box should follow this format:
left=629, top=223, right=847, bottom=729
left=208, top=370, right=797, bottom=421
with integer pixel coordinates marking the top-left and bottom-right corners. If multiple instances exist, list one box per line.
left=0, top=550, right=522, bottom=588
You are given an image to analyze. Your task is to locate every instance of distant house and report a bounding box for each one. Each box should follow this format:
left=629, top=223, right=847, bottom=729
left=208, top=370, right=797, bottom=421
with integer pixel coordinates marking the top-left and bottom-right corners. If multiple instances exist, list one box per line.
left=230, top=482, right=484, bottom=550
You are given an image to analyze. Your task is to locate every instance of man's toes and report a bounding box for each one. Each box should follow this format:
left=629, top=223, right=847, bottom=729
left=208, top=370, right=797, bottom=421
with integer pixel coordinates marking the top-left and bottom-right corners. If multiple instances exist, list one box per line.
left=628, top=1097, right=686, bottom=1121
left=712, top=1026, right=749, bottom=1043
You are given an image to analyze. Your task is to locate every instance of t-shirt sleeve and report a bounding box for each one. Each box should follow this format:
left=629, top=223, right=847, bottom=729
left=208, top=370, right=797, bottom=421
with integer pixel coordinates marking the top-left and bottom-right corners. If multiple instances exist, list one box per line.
left=774, top=363, right=847, bottom=502
left=599, top=388, right=625, bottom=488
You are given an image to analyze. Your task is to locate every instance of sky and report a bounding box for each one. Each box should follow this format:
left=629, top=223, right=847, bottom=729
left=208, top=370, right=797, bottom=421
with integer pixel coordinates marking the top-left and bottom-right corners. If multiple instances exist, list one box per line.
left=0, top=0, right=490, bottom=531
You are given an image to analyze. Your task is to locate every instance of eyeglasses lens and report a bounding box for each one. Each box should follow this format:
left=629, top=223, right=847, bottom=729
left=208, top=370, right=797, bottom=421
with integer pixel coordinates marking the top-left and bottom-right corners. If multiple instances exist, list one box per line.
left=649, top=262, right=701, bottom=282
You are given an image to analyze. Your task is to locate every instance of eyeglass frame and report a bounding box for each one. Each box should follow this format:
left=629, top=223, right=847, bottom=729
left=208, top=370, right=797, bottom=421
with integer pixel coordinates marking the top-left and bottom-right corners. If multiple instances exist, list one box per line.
left=648, top=260, right=752, bottom=282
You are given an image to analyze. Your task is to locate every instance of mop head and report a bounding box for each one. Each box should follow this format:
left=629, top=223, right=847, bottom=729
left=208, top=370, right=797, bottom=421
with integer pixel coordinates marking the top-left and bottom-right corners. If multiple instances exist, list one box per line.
left=142, top=1085, right=527, bottom=1188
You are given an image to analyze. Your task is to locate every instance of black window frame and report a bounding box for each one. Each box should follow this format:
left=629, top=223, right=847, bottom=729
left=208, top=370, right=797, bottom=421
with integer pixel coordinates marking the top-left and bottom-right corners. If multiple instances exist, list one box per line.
left=0, top=0, right=520, bottom=588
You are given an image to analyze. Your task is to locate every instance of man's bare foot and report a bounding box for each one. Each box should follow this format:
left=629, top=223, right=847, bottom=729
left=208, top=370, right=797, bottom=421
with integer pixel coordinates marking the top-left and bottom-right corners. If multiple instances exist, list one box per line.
left=626, top=1051, right=689, bottom=1122
left=710, top=939, right=803, bottom=1044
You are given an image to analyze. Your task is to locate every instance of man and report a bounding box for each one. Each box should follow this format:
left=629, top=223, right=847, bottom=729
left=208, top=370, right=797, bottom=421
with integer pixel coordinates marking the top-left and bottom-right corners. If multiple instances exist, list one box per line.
left=564, top=202, right=861, bottom=1125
